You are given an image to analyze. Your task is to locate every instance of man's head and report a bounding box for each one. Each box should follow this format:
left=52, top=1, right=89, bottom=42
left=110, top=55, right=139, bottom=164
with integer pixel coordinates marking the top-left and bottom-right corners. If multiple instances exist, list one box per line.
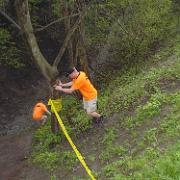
left=65, top=67, right=79, bottom=79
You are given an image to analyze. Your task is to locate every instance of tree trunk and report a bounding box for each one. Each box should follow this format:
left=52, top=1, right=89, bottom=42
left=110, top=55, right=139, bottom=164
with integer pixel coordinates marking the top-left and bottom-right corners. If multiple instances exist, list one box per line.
left=53, top=15, right=82, bottom=68
left=78, top=31, right=89, bottom=76
left=14, top=0, right=60, bottom=134
left=14, top=0, right=57, bottom=81
left=49, top=85, right=60, bottom=134
left=14, top=0, right=86, bottom=134
left=73, top=39, right=79, bottom=66
left=76, top=1, right=89, bottom=76
left=62, top=0, right=74, bottom=67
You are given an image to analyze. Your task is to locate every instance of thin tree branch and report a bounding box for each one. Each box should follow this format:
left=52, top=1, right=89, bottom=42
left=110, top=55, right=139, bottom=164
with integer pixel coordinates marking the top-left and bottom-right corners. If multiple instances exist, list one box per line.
left=53, top=14, right=84, bottom=67
left=0, top=9, right=21, bottom=30
left=34, top=13, right=79, bottom=32
left=52, top=0, right=94, bottom=68
left=74, top=39, right=79, bottom=66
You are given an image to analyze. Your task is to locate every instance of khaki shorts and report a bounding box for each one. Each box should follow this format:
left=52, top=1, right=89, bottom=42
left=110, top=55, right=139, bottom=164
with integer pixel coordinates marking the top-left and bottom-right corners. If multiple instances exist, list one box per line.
left=83, top=97, right=97, bottom=113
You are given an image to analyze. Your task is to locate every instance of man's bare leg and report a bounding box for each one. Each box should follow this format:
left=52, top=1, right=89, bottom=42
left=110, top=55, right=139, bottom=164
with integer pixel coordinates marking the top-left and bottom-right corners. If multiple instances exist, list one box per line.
left=87, top=112, right=103, bottom=124
left=87, top=112, right=101, bottom=118
left=41, top=115, right=48, bottom=126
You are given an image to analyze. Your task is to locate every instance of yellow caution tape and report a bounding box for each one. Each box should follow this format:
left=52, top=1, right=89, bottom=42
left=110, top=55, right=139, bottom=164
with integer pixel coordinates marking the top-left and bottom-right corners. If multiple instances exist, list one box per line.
left=49, top=99, right=96, bottom=180
left=48, top=98, right=62, bottom=113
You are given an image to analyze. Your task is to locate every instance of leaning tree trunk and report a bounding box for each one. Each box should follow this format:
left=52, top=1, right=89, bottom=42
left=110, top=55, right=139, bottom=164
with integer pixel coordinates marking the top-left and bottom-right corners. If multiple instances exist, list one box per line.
left=78, top=30, right=89, bottom=76
left=49, top=82, right=61, bottom=134
left=14, top=0, right=60, bottom=133
left=14, top=0, right=57, bottom=81
left=76, top=1, right=89, bottom=76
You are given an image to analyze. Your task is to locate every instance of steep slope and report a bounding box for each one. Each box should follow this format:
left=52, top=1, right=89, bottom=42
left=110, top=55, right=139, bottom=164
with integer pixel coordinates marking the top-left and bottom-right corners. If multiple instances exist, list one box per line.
left=28, top=35, right=180, bottom=180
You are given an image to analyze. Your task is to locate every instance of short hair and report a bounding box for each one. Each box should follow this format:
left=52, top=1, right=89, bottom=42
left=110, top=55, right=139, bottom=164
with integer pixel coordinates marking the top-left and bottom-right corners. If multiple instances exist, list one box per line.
left=64, top=67, right=74, bottom=77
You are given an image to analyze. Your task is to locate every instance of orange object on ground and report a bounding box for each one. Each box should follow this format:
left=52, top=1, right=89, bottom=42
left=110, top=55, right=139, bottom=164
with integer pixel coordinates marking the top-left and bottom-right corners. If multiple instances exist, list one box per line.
left=72, top=71, right=97, bottom=101
left=32, top=102, right=48, bottom=120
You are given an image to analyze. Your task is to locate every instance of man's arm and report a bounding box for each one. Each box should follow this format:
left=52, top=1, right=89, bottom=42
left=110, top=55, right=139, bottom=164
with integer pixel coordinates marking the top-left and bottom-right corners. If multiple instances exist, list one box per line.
left=46, top=110, right=51, bottom=116
left=56, top=79, right=72, bottom=87
left=62, top=81, right=73, bottom=87
left=55, top=85, right=75, bottom=94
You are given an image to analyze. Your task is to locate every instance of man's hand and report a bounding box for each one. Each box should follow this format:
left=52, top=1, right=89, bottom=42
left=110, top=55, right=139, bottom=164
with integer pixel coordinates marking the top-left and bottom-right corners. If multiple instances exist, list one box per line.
left=56, top=79, right=62, bottom=86
left=54, top=84, right=74, bottom=94
left=54, top=85, right=63, bottom=91
left=46, top=110, right=51, bottom=116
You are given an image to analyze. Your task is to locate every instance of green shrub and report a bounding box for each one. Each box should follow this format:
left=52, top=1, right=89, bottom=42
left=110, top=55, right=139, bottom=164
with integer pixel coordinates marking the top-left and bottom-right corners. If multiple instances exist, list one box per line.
left=0, top=28, right=23, bottom=68
left=61, top=96, right=91, bottom=135
left=31, top=151, right=59, bottom=172
left=86, top=0, right=177, bottom=69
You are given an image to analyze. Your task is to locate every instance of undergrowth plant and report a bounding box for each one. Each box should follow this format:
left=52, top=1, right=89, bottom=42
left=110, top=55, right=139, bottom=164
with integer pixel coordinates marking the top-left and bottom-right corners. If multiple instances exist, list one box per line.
left=31, top=28, right=180, bottom=176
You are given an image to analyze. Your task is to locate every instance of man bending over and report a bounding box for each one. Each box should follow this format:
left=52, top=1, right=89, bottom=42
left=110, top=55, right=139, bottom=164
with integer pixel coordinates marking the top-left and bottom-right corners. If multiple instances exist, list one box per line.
left=32, top=102, right=51, bottom=127
left=54, top=67, right=103, bottom=123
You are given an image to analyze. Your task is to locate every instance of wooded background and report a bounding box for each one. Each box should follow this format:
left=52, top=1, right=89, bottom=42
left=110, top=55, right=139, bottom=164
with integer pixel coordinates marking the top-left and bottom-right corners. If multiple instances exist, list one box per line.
left=0, top=0, right=179, bottom=133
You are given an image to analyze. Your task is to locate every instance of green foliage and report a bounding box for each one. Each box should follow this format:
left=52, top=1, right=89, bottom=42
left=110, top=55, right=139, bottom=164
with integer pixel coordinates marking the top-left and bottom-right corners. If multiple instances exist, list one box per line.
left=143, top=128, right=158, bottom=145
left=29, top=0, right=63, bottom=28
left=97, top=91, right=110, bottom=116
left=112, top=0, right=176, bottom=62
left=96, top=37, right=180, bottom=179
left=173, top=0, right=180, bottom=19
left=33, top=122, right=61, bottom=151
left=31, top=151, right=59, bottom=171
left=29, top=2, right=180, bottom=176
left=0, top=28, right=24, bottom=68
left=28, top=1, right=40, bottom=25
left=99, top=128, right=126, bottom=161
left=0, top=0, right=4, bottom=7
left=102, top=128, right=118, bottom=146
left=31, top=121, right=78, bottom=171
left=132, top=143, right=180, bottom=179
left=101, top=163, right=119, bottom=178
left=123, top=92, right=164, bottom=129
left=100, top=143, right=180, bottom=179
left=31, top=96, right=90, bottom=171
left=100, top=159, right=126, bottom=179
left=31, top=149, right=77, bottom=172
left=50, top=175, right=56, bottom=180
left=86, top=0, right=178, bottom=69
left=85, top=2, right=115, bottom=44
left=97, top=34, right=180, bottom=117
left=100, top=145, right=126, bottom=162
left=59, top=151, right=78, bottom=170
left=159, top=93, right=180, bottom=137
left=71, top=109, right=91, bottom=133
left=31, top=34, right=180, bottom=178
left=51, top=0, right=62, bottom=17
left=61, top=96, right=91, bottom=135
left=31, top=121, right=61, bottom=171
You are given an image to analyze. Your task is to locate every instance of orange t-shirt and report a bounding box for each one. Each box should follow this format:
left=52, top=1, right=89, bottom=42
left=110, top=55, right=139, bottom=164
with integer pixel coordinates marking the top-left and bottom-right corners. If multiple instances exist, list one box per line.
left=32, top=102, right=48, bottom=121
left=72, top=71, right=97, bottom=101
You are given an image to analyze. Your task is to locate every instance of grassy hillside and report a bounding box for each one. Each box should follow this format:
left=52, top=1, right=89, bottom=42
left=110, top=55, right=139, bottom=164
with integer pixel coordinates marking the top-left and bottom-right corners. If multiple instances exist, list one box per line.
left=31, top=34, right=180, bottom=179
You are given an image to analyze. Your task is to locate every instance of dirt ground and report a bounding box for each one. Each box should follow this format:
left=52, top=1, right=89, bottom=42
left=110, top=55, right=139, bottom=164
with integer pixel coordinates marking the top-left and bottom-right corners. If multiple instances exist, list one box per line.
left=0, top=132, right=32, bottom=180
left=0, top=68, right=50, bottom=179
left=0, top=131, right=52, bottom=180
left=0, top=54, right=179, bottom=179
